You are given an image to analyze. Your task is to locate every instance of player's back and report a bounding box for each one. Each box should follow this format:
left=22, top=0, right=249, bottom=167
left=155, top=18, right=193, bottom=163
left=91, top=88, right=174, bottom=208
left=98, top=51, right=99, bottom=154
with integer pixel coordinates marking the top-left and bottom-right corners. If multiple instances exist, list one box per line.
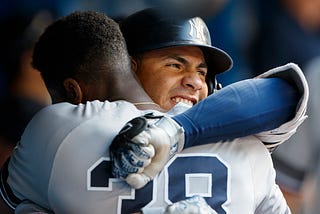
left=8, top=100, right=145, bottom=213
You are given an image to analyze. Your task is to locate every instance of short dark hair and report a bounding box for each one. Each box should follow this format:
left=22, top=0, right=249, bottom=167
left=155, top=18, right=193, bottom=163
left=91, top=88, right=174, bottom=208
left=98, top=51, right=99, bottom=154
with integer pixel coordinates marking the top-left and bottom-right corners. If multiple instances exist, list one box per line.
left=32, top=11, right=130, bottom=94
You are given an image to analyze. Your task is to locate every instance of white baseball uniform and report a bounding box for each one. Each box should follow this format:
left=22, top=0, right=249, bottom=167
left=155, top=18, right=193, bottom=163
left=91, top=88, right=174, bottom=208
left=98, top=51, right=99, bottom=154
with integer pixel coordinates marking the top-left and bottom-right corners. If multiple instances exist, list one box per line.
left=7, top=100, right=290, bottom=214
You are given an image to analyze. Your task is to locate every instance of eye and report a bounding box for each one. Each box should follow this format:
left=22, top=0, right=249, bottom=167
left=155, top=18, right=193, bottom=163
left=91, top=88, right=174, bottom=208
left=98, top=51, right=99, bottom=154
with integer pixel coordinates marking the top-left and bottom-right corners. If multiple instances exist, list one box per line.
left=167, top=63, right=181, bottom=69
left=198, top=70, right=207, bottom=77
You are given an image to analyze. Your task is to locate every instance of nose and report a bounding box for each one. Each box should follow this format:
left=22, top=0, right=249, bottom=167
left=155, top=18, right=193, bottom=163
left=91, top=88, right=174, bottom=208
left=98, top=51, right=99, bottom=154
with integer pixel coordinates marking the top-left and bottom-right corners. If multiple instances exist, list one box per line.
left=182, top=73, right=204, bottom=91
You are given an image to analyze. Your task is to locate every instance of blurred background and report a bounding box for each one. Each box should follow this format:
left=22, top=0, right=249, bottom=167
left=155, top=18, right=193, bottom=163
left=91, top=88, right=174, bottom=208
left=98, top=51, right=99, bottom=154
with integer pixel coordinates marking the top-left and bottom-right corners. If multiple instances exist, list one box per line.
left=1, top=0, right=320, bottom=213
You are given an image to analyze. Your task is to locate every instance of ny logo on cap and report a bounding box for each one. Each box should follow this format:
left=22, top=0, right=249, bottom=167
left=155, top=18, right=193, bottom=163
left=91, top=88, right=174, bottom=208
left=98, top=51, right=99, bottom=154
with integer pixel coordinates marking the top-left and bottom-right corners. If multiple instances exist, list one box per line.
left=188, top=17, right=210, bottom=44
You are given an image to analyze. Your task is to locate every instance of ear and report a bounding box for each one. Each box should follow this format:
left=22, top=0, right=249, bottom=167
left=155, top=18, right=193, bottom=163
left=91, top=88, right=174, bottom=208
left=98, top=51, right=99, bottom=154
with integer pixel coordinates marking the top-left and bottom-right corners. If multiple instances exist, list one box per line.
left=63, top=78, right=83, bottom=104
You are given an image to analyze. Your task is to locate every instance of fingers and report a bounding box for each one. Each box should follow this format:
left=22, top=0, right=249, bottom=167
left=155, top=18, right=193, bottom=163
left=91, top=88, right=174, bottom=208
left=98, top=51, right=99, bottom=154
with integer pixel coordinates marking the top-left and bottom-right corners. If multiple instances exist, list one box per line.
left=111, top=143, right=155, bottom=179
left=112, top=155, right=136, bottom=179
left=130, top=143, right=155, bottom=162
left=131, top=130, right=152, bottom=146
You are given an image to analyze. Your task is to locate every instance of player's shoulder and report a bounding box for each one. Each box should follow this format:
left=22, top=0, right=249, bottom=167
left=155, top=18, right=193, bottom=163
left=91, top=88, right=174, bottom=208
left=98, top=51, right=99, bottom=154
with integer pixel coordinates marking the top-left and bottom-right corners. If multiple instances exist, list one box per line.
left=33, top=100, right=138, bottom=120
left=22, top=100, right=138, bottom=140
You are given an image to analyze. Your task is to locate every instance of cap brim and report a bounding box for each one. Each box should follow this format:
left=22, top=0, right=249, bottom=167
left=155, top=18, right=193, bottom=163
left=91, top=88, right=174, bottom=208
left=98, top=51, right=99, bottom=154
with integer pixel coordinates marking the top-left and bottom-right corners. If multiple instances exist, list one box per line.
left=201, top=46, right=233, bottom=74
left=129, top=40, right=233, bottom=75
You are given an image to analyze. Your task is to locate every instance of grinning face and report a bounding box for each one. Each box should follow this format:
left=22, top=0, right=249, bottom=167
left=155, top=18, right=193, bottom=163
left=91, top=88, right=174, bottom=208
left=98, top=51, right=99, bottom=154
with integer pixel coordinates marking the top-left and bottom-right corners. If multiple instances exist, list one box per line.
left=133, top=46, right=208, bottom=111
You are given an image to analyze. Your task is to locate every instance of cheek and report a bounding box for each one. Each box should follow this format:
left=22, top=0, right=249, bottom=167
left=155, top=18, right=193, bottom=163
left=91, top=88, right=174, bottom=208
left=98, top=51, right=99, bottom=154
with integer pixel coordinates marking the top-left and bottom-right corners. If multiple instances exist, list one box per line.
left=139, top=71, right=172, bottom=92
left=143, top=77, right=171, bottom=98
left=200, top=86, right=208, bottom=99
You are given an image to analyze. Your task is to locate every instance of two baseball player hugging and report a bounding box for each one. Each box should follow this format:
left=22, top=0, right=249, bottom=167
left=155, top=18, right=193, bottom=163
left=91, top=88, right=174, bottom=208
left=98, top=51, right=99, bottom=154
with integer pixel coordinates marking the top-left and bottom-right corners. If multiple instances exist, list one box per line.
left=1, top=8, right=308, bottom=214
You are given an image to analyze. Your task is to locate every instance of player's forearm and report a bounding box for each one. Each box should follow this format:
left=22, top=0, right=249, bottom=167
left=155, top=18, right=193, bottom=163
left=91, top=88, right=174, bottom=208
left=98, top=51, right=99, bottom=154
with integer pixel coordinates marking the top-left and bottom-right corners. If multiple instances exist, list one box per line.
left=173, top=78, right=298, bottom=148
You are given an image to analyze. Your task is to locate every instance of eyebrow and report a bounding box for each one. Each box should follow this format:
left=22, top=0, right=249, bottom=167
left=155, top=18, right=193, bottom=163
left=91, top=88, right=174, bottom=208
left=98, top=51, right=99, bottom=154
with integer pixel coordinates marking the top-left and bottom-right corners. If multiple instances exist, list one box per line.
left=166, top=54, right=208, bottom=69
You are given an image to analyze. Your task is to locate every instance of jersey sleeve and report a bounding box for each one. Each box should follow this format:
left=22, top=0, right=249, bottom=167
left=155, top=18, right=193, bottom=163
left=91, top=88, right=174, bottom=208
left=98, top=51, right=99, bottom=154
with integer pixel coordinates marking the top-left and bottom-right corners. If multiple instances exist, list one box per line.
left=173, top=76, right=299, bottom=148
left=254, top=63, right=309, bottom=151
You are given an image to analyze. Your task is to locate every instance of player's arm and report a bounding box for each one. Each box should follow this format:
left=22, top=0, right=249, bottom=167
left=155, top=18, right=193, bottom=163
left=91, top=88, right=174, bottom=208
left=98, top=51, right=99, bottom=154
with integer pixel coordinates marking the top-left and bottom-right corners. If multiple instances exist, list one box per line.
left=110, top=63, right=308, bottom=189
left=175, top=63, right=308, bottom=151
left=253, top=63, right=308, bottom=151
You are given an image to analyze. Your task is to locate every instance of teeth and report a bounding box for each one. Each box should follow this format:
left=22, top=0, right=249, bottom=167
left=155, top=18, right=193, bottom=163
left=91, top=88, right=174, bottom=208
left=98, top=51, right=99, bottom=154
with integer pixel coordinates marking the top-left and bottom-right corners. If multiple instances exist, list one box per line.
left=172, top=97, right=193, bottom=106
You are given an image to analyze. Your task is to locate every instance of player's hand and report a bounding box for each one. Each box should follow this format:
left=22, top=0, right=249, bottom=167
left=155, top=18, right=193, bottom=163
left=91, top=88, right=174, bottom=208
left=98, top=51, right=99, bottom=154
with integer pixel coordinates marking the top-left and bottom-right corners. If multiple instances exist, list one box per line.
left=110, top=117, right=156, bottom=179
left=110, top=115, right=184, bottom=189
left=165, top=195, right=217, bottom=214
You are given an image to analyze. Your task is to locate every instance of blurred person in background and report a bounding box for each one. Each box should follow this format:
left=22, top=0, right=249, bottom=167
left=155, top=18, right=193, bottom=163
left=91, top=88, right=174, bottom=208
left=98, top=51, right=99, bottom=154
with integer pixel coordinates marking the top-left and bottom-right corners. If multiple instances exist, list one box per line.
left=274, top=58, right=320, bottom=214
left=249, top=0, right=320, bottom=213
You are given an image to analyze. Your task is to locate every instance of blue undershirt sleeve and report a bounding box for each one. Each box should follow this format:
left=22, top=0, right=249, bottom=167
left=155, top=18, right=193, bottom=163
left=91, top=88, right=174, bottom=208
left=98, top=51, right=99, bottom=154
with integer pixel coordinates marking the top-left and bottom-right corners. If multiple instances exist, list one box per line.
left=172, top=78, right=298, bottom=148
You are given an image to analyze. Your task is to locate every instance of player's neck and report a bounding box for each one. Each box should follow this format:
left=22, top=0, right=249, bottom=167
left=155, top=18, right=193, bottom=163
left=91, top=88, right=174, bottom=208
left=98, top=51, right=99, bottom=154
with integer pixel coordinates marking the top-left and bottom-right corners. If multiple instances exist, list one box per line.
left=110, top=76, right=165, bottom=112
